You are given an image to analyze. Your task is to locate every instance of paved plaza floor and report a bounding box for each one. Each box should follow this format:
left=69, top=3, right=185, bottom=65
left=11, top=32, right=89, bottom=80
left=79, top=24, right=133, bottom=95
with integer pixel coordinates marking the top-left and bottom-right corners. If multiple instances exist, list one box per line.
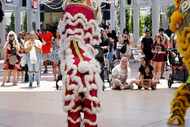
left=0, top=89, right=190, bottom=127
left=0, top=60, right=190, bottom=126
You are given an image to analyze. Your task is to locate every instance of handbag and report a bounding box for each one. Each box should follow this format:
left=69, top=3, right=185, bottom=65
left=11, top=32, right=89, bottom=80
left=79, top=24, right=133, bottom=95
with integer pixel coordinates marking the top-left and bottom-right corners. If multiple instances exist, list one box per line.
left=120, top=44, right=127, bottom=53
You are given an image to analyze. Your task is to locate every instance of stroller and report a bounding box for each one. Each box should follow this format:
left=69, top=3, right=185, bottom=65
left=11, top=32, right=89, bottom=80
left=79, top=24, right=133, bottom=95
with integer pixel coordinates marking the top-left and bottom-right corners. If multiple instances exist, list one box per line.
left=94, top=45, right=115, bottom=91
left=167, top=48, right=188, bottom=88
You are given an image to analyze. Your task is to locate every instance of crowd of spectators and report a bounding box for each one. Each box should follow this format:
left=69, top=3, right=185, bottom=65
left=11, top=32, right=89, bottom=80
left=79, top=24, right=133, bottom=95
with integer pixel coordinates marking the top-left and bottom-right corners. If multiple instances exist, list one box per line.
left=97, top=24, right=174, bottom=90
left=1, top=29, right=60, bottom=88
left=1, top=22, right=175, bottom=91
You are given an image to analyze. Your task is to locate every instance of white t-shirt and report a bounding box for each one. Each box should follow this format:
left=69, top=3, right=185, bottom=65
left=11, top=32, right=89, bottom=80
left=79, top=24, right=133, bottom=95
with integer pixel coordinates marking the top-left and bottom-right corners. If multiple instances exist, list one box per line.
left=112, top=64, right=131, bottom=82
left=25, top=39, right=42, bottom=64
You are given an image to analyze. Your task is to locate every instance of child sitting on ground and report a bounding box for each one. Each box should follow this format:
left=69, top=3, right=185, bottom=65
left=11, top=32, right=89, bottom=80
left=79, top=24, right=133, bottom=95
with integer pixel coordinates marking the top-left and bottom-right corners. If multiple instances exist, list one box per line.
left=131, top=57, right=157, bottom=90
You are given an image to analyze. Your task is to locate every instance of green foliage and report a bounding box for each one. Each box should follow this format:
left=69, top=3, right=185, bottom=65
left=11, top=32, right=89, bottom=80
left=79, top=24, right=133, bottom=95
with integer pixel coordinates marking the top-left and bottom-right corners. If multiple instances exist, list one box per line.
left=23, top=12, right=27, bottom=32
left=144, top=13, right=152, bottom=34
left=10, top=13, right=15, bottom=31
left=139, top=16, right=144, bottom=35
left=166, top=5, right=175, bottom=23
left=160, top=14, right=163, bottom=28
left=6, top=13, right=15, bottom=32
left=139, top=13, right=152, bottom=36
left=125, top=8, right=130, bottom=32
left=129, top=13, right=133, bottom=33
left=126, top=8, right=133, bottom=33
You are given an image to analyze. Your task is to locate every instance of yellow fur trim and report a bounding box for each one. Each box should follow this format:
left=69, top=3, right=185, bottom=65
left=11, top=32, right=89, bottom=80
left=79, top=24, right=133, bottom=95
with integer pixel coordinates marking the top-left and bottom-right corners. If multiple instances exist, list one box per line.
left=170, top=107, right=186, bottom=116
left=168, top=84, right=190, bottom=125
left=168, top=0, right=190, bottom=125
left=168, top=114, right=184, bottom=125
left=171, top=100, right=185, bottom=109
left=170, top=10, right=183, bottom=32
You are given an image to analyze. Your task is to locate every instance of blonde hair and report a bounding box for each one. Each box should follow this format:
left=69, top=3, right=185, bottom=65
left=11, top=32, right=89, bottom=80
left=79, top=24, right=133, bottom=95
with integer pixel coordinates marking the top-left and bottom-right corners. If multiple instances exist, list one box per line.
left=28, top=32, right=39, bottom=40
left=4, top=31, right=20, bottom=50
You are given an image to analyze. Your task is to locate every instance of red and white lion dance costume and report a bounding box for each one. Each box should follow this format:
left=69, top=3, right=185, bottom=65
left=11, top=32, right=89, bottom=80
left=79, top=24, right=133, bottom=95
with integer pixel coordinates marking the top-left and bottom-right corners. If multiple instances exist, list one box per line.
left=58, top=0, right=102, bottom=127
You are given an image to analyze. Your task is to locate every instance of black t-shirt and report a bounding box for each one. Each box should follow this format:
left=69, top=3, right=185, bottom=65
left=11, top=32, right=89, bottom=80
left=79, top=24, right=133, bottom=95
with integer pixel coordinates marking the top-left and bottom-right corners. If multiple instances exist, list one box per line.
left=139, top=64, right=154, bottom=79
left=141, top=37, right=153, bottom=59
left=141, top=37, right=153, bottom=53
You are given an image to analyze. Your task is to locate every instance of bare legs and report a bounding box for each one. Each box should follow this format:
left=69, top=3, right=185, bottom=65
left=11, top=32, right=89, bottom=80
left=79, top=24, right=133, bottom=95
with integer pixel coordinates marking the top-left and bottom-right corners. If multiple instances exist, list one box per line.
left=153, top=61, right=162, bottom=82
left=52, top=62, right=58, bottom=81
left=1, top=69, right=17, bottom=86
left=112, top=78, right=133, bottom=90
left=130, top=79, right=157, bottom=90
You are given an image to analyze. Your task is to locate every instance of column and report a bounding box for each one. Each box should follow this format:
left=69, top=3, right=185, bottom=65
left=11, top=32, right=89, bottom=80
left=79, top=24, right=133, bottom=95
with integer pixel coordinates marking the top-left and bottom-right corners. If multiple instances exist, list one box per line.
left=110, top=0, right=116, bottom=30
left=161, top=6, right=169, bottom=29
left=15, top=0, right=21, bottom=34
left=133, top=0, right=140, bottom=43
left=27, top=0, right=32, bottom=32
left=161, top=13, right=168, bottom=29
left=32, top=0, right=40, bottom=31
left=151, top=0, right=160, bottom=37
left=0, top=0, right=5, bottom=58
left=120, top=0, right=126, bottom=33
left=36, top=0, right=40, bottom=31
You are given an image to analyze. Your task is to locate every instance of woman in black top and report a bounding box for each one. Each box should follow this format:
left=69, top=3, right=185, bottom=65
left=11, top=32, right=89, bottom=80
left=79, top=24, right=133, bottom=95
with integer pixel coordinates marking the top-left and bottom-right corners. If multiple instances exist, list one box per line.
left=131, top=58, right=157, bottom=90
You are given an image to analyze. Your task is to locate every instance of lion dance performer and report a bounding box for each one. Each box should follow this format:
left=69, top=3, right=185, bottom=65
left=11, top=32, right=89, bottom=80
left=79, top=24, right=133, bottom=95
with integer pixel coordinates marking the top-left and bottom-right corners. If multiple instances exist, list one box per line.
left=168, top=0, right=190, bottom=125
left=58, top=0, right=103, bottom=127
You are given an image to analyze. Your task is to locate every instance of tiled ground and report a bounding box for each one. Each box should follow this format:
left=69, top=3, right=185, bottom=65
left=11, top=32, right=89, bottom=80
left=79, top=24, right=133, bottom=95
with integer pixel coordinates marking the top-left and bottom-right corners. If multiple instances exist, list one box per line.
left=0, top=89, right=190, bottom=127
left=0, top=60, right=190, bottom=126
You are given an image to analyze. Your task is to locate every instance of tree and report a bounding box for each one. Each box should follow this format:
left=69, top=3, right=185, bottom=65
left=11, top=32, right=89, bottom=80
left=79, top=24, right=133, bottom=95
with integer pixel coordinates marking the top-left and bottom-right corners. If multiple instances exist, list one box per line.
left=125, top=8, right=130, bottom=32
left=129, top=13, right=133, bottom=33
left=139, top=16, right=144, bottom=35
left=144, top=13, right=152, bottom=34
left=166, top=5, right=175, bottom=23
